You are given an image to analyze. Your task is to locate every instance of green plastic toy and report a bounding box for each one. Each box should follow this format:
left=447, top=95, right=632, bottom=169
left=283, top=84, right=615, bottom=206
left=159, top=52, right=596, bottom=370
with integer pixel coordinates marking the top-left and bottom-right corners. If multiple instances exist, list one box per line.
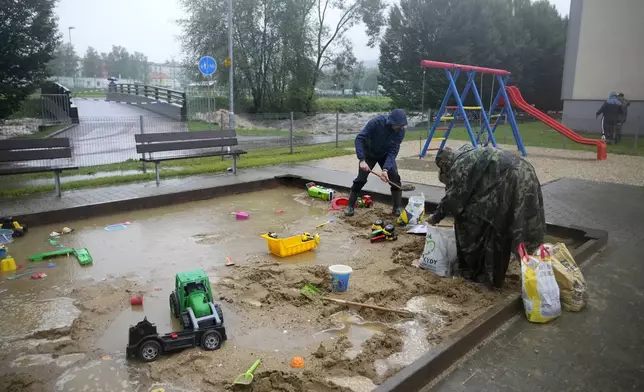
left=29, top=248, right=93, bottom=265
left=305, top=182, right=335, bottom=201
left=169, top=269, right=224, bottom=329
left=29, top=248, right=74, bottom=261
left=74, top=248, right=93, bottom=265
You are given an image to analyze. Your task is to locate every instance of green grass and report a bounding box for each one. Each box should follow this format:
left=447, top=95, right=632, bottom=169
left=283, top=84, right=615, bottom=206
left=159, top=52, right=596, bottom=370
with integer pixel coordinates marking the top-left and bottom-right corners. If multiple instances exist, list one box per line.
left=409, top=121, right=644, bottom=157
left=0, top=141, right=356, bottom=198
left=13, top=124, right=71, bottom=139
left=314, top=96, right=392, bottom=113
left=72, top=91, right=106, bottom=98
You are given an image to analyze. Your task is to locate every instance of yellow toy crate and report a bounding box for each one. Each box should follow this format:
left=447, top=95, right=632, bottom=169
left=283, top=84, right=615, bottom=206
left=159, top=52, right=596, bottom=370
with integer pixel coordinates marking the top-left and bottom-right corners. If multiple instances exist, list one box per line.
left=260, top=232, right=320, bottom=257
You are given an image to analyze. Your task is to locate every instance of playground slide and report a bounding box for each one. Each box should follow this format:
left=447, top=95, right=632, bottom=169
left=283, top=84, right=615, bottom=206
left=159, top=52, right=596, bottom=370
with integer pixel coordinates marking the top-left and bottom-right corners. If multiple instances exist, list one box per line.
left=505, top=86, right=607, bottom=160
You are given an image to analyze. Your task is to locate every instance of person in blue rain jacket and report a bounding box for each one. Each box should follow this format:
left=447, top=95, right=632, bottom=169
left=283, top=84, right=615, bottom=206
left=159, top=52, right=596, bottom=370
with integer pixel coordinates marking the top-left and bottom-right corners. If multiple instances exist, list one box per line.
left=345, top=109, right=407, bottom=217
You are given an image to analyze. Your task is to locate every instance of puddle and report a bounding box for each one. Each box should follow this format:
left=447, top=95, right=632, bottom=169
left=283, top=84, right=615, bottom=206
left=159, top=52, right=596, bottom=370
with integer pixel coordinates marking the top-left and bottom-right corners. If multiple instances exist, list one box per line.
left=327, top=375, right=378, bottom=392
left=55, top=358, right=149, bottom=391
left=375, top=319, right=429, bottom=377
left=0, top=296, right=80, bottom=341
left=405, top=295, right=456, bottom=323
left=317, top=312, right=388, bottom=359
left=11, top=353, right=86, bottom=368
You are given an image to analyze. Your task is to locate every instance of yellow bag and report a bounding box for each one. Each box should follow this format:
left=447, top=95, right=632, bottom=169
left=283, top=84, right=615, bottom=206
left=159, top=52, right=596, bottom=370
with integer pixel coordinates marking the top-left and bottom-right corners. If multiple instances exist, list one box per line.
left=519, top=243, right=561, bottom=323
left=549, top=243, right=588, bottom=312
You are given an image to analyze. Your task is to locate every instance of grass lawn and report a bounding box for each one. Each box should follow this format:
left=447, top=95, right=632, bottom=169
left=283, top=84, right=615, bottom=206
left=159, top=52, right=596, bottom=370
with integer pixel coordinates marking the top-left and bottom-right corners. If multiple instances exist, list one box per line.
left=408, top=121, right=644, bottom=156
left=72, top=91, right=106, bottom=99
left=0, top=141, right=357, bottom=198
left=13, top=124, right=71, bottom=140
left=187, top=120, right=309, bottom=136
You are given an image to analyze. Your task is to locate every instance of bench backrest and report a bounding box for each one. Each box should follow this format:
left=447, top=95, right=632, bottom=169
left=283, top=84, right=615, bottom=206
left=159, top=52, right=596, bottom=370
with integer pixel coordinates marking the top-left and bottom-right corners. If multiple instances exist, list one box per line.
left=134, top=130, right=238, bottom=154
left=0, top=138, right=72, bottom=163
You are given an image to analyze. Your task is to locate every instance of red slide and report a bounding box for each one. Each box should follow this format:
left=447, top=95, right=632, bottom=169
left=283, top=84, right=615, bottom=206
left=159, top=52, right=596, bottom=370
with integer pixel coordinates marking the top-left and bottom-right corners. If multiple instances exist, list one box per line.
left=505, top=86, right=607, bottom=160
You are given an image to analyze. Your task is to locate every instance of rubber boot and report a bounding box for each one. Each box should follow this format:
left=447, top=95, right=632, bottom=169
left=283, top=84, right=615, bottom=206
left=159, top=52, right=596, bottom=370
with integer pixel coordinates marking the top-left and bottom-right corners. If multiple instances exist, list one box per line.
left=391, top=190, right=403, bottom=216
left=344, top=191, right=359, bottom=217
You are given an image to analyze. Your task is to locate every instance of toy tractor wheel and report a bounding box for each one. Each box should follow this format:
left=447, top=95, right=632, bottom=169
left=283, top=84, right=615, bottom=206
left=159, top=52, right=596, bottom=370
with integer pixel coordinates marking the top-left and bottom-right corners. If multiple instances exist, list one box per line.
left=169, top=292, right=180, bottom=318
left=180, top=312, right=192, bottom=329
left=139, top=339, right=162, bottom=362
left=201, top=330, right=222, bottom=350
left=215, top=303, right=224, bottom=325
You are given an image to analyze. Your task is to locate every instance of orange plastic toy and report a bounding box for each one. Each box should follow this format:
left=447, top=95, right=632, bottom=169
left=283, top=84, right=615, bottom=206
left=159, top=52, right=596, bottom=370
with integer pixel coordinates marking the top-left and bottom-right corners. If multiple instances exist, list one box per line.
left=290, top=356, right=305, bottom=368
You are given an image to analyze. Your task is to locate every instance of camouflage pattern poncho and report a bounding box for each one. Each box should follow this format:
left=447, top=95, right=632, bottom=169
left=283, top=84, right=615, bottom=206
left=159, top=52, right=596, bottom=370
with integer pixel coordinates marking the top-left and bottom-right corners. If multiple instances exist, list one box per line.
left=434, top=145, right=545, bottom=287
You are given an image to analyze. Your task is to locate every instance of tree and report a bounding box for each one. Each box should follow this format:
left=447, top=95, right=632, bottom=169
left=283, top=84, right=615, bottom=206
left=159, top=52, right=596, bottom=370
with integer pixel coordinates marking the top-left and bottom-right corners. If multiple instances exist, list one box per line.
left=82, top=46, right=103, bottom=77
left=179, top=0, right=386, bottom=112
left=330, top=46, right=358, bottom=94
left=379, top=0, right=566, bottom=111
left=0, top=0, right=60, bottom=120
left=49, top=42, right=79, bottom=77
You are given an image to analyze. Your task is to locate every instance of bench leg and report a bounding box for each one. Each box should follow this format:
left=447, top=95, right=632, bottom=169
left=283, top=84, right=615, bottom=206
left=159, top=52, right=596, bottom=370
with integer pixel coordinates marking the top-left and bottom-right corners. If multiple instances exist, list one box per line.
left=155, top=161, right=160, bottom=185
left=54, top=171, right=62, bottom=197
left=232, top=155, right=237, bottom=174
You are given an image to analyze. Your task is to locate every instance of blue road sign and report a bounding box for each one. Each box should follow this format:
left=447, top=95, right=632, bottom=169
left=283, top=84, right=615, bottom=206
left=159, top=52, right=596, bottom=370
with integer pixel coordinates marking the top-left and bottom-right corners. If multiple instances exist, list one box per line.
left=198, top=56, right=217, bottom=76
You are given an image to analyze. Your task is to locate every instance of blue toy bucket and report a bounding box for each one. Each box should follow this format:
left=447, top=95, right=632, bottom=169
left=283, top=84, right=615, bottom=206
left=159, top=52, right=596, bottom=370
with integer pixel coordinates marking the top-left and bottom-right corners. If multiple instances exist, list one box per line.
left=0, top=229, right=13, bottom=245
left=329, top=264, right=353, bottom=293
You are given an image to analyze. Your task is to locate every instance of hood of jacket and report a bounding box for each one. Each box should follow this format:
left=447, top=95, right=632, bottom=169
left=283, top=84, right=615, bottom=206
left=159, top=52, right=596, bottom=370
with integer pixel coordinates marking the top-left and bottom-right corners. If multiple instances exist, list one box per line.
left=387, top=109, right=408, bottom=127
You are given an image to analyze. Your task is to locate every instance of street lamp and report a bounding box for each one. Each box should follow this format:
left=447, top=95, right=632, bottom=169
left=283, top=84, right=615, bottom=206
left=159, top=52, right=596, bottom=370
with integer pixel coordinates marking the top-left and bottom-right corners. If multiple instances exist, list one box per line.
left=68, top=26, right=76, bottom=88
left=227, top=0, right=235, bottom=130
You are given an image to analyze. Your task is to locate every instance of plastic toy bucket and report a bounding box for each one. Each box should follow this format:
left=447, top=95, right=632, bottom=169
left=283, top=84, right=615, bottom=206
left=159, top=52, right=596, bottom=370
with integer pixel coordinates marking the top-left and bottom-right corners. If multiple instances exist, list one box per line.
left=329, top=265, right=353, bottom=293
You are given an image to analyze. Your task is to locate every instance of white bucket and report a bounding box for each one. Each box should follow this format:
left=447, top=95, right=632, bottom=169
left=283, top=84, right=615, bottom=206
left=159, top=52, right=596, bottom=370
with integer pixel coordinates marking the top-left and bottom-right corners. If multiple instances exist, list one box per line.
left=329, top=265, right=353, bottom=293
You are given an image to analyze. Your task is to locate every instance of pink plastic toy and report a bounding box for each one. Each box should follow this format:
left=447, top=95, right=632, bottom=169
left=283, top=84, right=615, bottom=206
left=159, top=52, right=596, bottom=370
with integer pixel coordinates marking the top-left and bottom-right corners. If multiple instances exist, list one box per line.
left=235, top=212, right=249, bottom=220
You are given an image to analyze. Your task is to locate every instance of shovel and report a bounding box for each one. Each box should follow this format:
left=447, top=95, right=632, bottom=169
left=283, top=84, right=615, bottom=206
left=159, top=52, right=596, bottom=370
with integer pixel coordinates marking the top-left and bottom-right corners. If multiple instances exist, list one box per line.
left=367, top=169, right=415, bottom=191
left=300, top=284, right=412, bottom=316
left=233, top=359, right=262, bottom=385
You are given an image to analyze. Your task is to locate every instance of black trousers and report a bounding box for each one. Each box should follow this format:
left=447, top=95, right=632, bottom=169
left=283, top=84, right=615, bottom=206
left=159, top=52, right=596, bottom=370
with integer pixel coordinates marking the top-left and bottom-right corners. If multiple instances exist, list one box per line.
left=350, top=157, right=401, bottom=193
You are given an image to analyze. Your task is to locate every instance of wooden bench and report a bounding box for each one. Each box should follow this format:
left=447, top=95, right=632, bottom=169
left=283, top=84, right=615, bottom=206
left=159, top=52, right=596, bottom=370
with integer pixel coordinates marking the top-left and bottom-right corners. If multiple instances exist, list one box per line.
left=0, top=138, right=78, bottom=197
left=134, top=130, right=247, bottom=185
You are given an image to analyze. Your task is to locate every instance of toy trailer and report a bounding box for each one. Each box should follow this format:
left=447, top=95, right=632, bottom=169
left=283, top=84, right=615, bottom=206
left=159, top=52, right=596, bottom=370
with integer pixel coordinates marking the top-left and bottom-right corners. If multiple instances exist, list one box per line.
left=126, top=317, right=227, bottom=362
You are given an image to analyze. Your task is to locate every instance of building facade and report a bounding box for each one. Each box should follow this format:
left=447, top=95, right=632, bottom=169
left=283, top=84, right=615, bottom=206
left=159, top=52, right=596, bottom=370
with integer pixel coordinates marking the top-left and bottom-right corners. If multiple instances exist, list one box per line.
left=561, top=0, right=644, bottom=135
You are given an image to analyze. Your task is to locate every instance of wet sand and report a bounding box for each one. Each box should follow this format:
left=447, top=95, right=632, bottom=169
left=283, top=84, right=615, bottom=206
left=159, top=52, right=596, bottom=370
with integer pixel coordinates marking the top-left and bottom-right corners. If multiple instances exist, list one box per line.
left=0, top=187, right=528, bottom=391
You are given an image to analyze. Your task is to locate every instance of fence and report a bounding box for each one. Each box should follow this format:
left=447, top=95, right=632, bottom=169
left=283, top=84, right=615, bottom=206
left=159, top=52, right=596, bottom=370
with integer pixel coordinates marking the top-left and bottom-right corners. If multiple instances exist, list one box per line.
left=4, top=110, right=642, bottom=180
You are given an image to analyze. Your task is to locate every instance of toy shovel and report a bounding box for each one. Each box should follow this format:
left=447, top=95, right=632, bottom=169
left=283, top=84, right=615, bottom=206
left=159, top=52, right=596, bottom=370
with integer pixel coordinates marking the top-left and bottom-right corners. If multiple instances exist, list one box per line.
left=233, top=359, right=262, bottom=385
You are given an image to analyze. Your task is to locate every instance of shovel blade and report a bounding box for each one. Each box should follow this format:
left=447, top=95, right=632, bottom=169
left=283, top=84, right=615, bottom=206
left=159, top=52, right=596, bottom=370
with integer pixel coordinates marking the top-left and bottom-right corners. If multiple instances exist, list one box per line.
left=233, top=373, right=254, bottom=385
left=300, top=283, right=320, bottom=300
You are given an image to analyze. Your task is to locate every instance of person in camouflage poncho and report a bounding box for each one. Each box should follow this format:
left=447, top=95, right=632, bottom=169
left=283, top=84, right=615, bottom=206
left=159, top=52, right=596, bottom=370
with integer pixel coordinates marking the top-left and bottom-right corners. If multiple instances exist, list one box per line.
left=427, top=145, right=546, bottom=288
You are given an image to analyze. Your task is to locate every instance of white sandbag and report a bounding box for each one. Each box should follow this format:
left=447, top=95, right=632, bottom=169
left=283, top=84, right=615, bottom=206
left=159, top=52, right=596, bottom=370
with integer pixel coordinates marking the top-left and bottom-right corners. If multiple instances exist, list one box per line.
left=396, top=193, right=425, bottom=226
left=414, top=225, right=457, bottom=277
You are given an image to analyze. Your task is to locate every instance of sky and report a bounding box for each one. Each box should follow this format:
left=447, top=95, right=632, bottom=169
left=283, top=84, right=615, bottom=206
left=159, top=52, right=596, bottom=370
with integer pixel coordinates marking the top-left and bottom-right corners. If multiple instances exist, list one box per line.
left=55, top=0, right=571, bottom=65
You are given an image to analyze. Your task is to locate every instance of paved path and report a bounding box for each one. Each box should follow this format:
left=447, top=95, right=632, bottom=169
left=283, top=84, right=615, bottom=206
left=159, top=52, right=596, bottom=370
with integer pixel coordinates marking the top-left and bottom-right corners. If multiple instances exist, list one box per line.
left=428, top=178, right=644, bottom=392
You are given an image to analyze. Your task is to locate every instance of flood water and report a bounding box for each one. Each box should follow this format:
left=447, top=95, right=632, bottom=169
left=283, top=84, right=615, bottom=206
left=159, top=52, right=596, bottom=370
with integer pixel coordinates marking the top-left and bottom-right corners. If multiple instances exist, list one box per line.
left=0, top=187, right=356, bottom=391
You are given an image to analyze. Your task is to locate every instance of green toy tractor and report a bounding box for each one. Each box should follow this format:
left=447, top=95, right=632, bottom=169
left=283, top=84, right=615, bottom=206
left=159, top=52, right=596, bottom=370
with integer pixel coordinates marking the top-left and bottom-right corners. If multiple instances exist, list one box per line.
left=169, top=270, right=224, bottom=330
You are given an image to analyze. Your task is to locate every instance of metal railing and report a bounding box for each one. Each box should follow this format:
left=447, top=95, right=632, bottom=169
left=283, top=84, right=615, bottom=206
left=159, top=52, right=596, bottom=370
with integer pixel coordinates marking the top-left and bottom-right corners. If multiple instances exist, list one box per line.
left=41, top=81, right=79, bottom=123
left=109, top=83, right=186, bottom=107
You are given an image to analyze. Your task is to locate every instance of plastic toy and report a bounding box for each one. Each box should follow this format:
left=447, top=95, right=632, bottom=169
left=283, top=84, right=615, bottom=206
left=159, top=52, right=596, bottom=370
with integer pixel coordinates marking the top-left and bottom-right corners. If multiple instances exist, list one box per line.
left=131, top=296, right=144, bottom=305
left=74, top=248, right=93, bottom=265
left=105, top=222, right=131, bottom=231
left=29, top=248, right=93, bottom=265
left=29, top=248, right=75, bottom=261
left=1, top=256, right=16, bottom=272
left=0, top=229, right=13, bottom=245
left=330, top=195, right=373, bottom=210
left=370, top=220, right=397, bottom=242
left=0, top=245, right=6, bottom=259
left=260, top=232, right=320, bottom=257
left=233, top=360, right=262, bottom=385
left=290, top=356, right=305, bottom=368
left=234, top=211, right=249, bottom=220
left=169, top=270, right=225, bottom=330
left=1, top=217, right=27, bottom=237
left=306, top=182, right=335, bottom=201
left=126, top=317, right=227, bottom=362
left=356, top=195, right=373, bottom=208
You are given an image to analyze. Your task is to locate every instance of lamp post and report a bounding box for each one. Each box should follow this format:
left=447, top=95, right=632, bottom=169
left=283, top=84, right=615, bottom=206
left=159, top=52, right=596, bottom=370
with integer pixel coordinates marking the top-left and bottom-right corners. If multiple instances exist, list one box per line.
left=68, top=26, right=76, bottom=88
left=227, top=0, right=235, bottom=130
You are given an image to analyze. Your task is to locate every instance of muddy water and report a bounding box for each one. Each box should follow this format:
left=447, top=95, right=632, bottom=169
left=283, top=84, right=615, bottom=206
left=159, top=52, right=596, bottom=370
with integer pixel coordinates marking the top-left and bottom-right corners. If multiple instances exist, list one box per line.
left=0, top=187, right=361, bottom=390
left=318, top=312, right=388, bottom=360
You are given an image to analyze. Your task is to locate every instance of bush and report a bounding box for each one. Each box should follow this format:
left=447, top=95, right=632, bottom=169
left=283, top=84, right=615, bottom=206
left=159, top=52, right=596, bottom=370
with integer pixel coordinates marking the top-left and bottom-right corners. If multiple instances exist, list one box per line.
left=313, top=96, right=392, bottom=113
left=7, top=98, right=41, bottom=119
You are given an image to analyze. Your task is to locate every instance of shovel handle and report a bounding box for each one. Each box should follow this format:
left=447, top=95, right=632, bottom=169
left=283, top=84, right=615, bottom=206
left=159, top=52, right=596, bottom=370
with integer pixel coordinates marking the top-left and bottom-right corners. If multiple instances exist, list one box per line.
left=248, top=359, right=262, bottom=373
left=368, top=169, right=403, bottom=191
left=321, top=297, right=412, bottom=316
